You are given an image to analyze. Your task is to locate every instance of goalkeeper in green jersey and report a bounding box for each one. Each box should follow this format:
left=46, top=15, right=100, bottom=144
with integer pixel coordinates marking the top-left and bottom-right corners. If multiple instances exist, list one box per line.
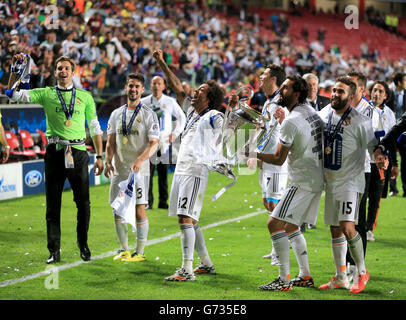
left=7, top=54, right=104, bottom=264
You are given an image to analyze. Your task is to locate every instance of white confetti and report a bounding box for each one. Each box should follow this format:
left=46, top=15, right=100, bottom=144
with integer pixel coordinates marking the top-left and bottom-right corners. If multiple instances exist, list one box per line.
left=222, top=254, right=227, bottom=256
left=209, top=238, right=214, bottom=241
left=24, top=252, right=30, bottom=255
left=14, top=268, right=19, bottom=272
left=389, top=290, right=394, bottom=294
left=155, top=257, right=160, bottom=260
left=244, top=200, right=248, bottom=203
left=14, top=214, right=18, bottom=217
left=249, top=205, right=253, bottom=209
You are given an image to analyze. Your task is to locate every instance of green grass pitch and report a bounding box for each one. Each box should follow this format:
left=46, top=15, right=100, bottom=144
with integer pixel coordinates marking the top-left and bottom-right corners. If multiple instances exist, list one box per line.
left=0, top=169, right=405, bottom=301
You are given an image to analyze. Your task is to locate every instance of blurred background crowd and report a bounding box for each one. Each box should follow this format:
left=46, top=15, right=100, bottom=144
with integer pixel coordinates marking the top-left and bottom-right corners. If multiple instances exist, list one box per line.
left=0, top=0, right=405, bottom=107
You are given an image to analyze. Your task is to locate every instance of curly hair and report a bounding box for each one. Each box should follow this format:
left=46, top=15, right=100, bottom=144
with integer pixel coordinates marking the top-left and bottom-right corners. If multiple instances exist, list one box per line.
left=205, top=80, right=224, bottom=111
left=286, top=75, right=309, bottom=103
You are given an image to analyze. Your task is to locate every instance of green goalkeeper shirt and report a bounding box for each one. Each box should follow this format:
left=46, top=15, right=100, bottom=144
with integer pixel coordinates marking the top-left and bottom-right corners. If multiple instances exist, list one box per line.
left=28, top=86, right=99, bottom=151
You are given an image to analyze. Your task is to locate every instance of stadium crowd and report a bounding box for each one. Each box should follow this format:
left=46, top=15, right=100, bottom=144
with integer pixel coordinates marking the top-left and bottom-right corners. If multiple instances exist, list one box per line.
left=0, top=0, right=405, bottom=100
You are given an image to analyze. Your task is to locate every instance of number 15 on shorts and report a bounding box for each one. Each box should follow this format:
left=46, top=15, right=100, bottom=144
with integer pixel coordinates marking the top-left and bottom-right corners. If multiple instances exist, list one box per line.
left=339, top=197, right=359, bottom=222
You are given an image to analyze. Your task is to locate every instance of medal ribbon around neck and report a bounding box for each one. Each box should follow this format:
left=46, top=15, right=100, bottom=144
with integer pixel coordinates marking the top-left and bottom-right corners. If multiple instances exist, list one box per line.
left=325, top=106, right=352, bottom=153
left=122, top=103, right=142, bottom=142
left=180, top=108, right=210, bottom=140
left=56, top=86, right=76, bottom=126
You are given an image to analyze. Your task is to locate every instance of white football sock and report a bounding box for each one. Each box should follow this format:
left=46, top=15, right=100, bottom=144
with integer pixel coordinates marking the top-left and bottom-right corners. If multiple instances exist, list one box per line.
left=136, top=218, right=149, bottom=255
left=331, top=236, right=348, bottom=278
left=114, top=215, right=129, bottom=251
left=271, top=230, right=291, bottom=282
left=347, top=233, right=366, bottom=275
left=194, top=224, right=213, bottom=267
left=288, top=229, right=311, bottom=278
left=180, top=223, right=195, bottom=274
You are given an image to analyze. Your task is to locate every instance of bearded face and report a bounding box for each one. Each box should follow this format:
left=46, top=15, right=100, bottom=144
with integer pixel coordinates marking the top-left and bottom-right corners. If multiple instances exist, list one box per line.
left=331, top=82, right=352, bottom=112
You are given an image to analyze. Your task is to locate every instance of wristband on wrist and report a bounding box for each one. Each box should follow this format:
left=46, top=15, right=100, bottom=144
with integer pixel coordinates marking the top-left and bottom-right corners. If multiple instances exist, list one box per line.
left=96, top=155, right=103, bottom=159
left=3, top=145, right=10, bottom=149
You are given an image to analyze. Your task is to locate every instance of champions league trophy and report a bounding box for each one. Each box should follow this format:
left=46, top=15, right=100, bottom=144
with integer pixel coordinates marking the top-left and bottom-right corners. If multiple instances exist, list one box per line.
left=207, top=86, right=277, bottom=201
left=5, top=53, right=32, bottom=98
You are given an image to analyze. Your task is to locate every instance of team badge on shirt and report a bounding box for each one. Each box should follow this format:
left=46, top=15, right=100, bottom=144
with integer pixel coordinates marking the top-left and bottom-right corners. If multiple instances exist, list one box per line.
left=137, top=116, right=142, bottom=123
left=343, top=117, right=351, bottom=126
left=76, top=98, right=82, bottom=105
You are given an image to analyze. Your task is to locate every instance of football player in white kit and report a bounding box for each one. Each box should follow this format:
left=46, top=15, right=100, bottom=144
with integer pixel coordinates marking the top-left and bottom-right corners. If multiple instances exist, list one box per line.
left=104, top=73, right=160, bottom=262
left=251, top=75, right=324, bottom=291
left=318, top=77, right=378, bottom=294
left=153, top=49, right=224, bottom=282
left=141, top=75, right=186, bottom=209
left=244, top=65, right=288, bottom=264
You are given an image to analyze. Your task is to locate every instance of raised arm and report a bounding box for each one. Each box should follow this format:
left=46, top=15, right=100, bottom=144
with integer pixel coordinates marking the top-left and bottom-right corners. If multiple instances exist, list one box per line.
left=152, top=50, right=186, bottom=107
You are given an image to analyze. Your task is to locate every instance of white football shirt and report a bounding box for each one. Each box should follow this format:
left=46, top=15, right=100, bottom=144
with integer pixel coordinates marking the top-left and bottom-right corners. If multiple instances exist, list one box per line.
left=279, top=103, right=324, bottom=192
left=107, top=104, right=159, bottom=176
left=259, top=98, right=288, bottom=173
left=175, top=98, right=224, bottom=178
left=319, top=105, right=378, bottom=193
left=352, top=97, right=376, bottom=173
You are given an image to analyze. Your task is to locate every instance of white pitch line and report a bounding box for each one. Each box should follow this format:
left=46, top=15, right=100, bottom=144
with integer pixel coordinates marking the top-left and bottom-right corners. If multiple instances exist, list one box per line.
left=0, top=209, right=266, bottom=288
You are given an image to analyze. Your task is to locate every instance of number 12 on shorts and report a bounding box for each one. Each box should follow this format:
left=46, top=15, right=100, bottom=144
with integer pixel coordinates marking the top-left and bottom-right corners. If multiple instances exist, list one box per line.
left=178, top=197, right=188, bottom=209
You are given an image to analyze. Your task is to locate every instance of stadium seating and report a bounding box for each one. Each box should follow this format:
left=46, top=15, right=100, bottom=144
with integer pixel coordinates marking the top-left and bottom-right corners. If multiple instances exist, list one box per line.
left=36, top=129, right=47, bottom=157
left=243, top=8, right=406, bottom=62
left=5, top=130, right=37, bottom=161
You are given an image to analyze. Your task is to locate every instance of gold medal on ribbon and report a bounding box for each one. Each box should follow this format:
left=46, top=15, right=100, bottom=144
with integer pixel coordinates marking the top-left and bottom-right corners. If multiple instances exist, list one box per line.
left=325, top=146, right=332, bottom=155
left=122, top=136, right=128, bottom=144
left=65, top=119, right=72, bottom=127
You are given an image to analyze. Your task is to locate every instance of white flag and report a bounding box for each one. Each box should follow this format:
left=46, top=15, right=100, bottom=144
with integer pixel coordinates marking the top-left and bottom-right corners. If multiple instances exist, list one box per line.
left=111, top=172, right=142, bottom=232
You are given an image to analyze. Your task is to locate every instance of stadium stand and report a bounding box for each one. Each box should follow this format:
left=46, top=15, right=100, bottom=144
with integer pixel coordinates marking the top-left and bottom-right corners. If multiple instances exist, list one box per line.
left=0, top=0, right=405, bottom=164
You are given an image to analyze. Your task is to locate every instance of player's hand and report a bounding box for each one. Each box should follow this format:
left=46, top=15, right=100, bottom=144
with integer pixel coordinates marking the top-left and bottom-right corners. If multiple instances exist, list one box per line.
left=12, top=53, right=25, bottom=64
left=247, top=158, right=257, bottom=170
left=391, top=165, right=399, bottom=179
left=94, top=158, right=104, bottom=176
left=274, top=107, right=285, bottom=124
left=228, top=94, right=239, bottom=109
left=104, top=162, right=114, bottom=178
left=1, top=147, right=9, bottom=163
left=169, top=133, right=177, bottom=144
left=152, top=50, right=164, bottom=62
left=130, top=159, right=143, bottom=173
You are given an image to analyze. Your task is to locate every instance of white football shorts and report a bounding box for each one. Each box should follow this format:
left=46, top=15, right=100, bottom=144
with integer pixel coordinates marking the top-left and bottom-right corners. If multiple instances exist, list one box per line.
left=271, top=185, right=322, bottom=226
left=109, top=173, right=149, bottom=205
left=169, top=175, right=208, bottom=221
left=324, top=185, right=361, bottom=226
left=259, top=169, right=288, bottom=200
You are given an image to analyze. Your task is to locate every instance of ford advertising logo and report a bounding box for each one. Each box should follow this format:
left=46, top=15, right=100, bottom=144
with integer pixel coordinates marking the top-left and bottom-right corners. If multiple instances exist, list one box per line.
left=25, top=170, right=43, bottom=187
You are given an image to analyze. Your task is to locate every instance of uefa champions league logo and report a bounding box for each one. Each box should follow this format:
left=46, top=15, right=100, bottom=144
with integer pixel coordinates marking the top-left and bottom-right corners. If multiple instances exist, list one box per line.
left=24, top=170, right=43, bottom=188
